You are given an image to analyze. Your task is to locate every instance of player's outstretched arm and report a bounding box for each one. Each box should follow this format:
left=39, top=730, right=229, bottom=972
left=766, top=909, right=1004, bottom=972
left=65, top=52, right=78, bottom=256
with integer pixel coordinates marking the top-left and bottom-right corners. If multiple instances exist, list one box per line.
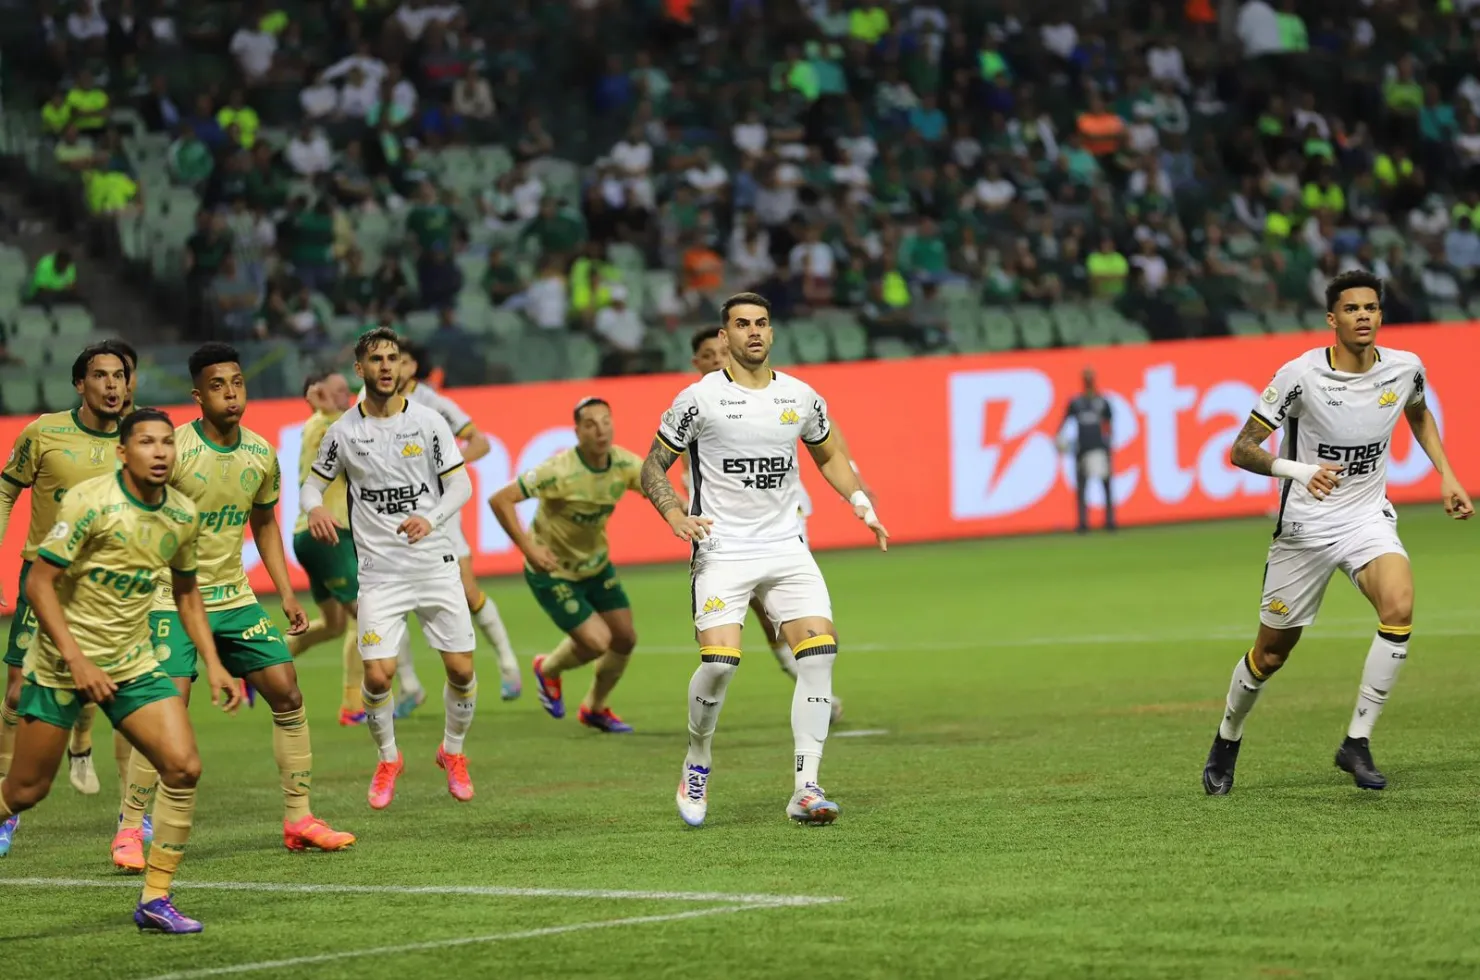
left=1404, top=401, right=1474, bottom=519
left=641, top=437, right=711, bottom=542
left=25, top=558, right=118, bottom=703
left=173, top=570, right=241, bottom=711
left=807, top=433, right=888, bottom=550
left=248, top=506, right=308, bottom=634
left=1230, top=415, right=1342, bottom=501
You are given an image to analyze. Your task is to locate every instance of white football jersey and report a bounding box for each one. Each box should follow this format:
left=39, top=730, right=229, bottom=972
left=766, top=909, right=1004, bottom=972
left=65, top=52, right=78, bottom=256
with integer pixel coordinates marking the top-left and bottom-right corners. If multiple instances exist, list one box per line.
left=405, top=379, right=475, bottom=439
left=1251, top=345, right=1426, bottom=538
left=311, top=398, right=466, bottom=580
left=657, top=366, right=830, bottom=559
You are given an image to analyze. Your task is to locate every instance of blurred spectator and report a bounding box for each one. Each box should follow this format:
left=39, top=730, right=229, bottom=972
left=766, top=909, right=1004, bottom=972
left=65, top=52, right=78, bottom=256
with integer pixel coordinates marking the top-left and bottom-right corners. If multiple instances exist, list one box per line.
left=428, top=308, right=485, bottom=387
left=593, top=285, right=645, bottom=375
left=23, top=250, right=79, bottom=306
left=286, top=124, right=333, bottom=178
left=209, top=252, right=263, bottom=338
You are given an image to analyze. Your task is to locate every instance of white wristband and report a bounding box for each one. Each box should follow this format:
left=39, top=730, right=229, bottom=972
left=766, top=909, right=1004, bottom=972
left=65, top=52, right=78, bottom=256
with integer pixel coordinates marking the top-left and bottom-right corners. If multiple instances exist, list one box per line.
left=849, top=490, right=870, bottom=508
left=1271, top=458, right=1320, bottom=485
left=849, top=460, right=860, bottom=475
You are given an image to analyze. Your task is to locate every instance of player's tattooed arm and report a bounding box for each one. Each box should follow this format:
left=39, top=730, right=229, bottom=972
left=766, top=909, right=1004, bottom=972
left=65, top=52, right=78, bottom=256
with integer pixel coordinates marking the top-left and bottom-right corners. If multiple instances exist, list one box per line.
left=1229, top=416, right=1278, bottom=476
left=640, top=437, right=685, bottom=518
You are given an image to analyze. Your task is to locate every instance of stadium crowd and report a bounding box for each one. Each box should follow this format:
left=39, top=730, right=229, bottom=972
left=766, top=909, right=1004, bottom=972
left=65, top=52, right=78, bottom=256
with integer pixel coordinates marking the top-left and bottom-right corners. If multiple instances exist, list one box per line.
left=6, top=0, right=1480, bottom=390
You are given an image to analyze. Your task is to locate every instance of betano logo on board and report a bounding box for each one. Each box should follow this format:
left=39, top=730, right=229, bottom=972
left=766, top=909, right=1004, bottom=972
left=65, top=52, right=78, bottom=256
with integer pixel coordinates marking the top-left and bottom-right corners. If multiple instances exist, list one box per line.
left=0, top=325, right=1474, bottom=596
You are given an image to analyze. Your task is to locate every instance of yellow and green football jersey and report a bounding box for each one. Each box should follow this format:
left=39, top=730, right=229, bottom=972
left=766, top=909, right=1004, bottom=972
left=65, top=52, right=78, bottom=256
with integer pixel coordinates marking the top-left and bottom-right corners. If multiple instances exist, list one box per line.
left=28, top=471, right=199, bottom=687
left=152, top=421, right=280, bottom=613
left=293, top=409, right=348, bottom=533
left=1, top=409, right=119, bottom=561
left=517, top=445, right=644, bottom=581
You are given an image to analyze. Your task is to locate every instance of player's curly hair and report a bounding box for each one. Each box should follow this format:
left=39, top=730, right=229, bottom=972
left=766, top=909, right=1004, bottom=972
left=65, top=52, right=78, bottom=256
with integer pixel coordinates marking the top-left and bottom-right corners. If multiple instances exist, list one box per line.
left=71, top=341, right=132, bottom=385
left=354, top=326, right=402, bottom=361
left=188, top=342, right=241, bottom=382
left=119, top=407, right=173, bottom=442
left=1325, top=270, right=1383, bottom=312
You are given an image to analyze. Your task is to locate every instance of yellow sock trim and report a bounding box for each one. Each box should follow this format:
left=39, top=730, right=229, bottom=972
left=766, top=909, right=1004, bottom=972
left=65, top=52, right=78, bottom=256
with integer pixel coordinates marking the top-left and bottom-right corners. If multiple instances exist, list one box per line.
left=272, top=707, right=313, bottom=823
left=791, top=634, right=837, bottom=656
left=1377, top=623, right=1412, bottom=635
left=447, top=677, right=478, bottom=697
left=469, top=592, right=488, bottom=615
left=1244, top=649, right=1268, bottom=682
left=699, top=645, right=742, bottom=657
left=362, top=687, right=391, bottom=710
left=142, top=782, right=195, bottom=903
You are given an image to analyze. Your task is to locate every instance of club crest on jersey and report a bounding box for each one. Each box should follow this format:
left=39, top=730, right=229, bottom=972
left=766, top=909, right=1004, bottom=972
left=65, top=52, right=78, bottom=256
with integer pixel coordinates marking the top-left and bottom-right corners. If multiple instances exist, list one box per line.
left=158, top=531, right=179, bottom=561
left=240, top=467, right=262, bottom=493
left=1260, top=386, right=1279, bottom=405
left=401, top=443, right=424, bottom=458
left=1266, top=598, right=1290, bottom=617
left=702, top=596, right=726, bottom=613
left=779, top=408, right=801, bottom=425
left=1378, top=389, right=1398, bottom=408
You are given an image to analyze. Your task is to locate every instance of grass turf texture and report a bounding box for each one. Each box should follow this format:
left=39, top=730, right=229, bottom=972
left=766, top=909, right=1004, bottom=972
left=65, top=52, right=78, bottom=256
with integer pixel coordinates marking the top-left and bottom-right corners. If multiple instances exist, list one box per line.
left=2, top=509, right=1478, bottom=979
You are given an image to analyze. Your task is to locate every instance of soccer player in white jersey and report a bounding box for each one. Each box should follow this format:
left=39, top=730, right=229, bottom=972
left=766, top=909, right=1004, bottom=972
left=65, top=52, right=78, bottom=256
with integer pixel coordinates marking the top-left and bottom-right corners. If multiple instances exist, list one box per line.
left=687, top=329, right=872, bottom=724
left=393, top=340, right=522, bottom=708
left=1203, top=270, right=1472, bottom=796
left=641, top=293, right=888, bottom=827
left=300, top=328, right=482, bottom=809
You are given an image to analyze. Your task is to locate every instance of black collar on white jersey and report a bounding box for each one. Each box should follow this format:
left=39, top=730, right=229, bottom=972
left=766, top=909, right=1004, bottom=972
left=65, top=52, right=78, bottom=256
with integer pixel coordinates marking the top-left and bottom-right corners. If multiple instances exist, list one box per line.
left=1326, top=345, right=1381, bottom=371
left=357, top=395, right=411, bottom=418
left=721, top=367, right=777, bottom=384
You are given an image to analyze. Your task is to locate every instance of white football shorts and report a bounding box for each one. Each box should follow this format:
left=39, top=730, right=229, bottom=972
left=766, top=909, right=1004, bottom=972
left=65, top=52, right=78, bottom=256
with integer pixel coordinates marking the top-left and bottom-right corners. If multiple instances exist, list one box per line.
left=1079, top=448, right=1110, bottom=481
left=691, top=546, right=833, bottom=632
left=1259, top=513, right=1408, bottom=629
left=446, top=515, right=472, bottom=559
left=357, top=566, right=476, bottom=660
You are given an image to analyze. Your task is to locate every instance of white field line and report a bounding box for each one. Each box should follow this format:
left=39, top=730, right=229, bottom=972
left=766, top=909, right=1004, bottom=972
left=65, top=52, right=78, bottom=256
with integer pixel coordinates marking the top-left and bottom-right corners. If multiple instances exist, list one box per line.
left=0, top=877, right=842, bottom=906
left=140, top=902, right=799, bottom=980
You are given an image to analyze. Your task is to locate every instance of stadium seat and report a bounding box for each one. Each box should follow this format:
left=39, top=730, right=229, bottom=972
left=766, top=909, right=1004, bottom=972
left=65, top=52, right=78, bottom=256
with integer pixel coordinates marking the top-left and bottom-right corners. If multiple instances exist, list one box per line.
left=402, top=310, right=439, bottom=338
left=768, top=330, right=798, bottom=366
left=1227, top=311, right=1266, bottom=336
left=1431, top=304, right=1470, bottom=324
left=790, top=322, right=830, bottom=364
left=40, top=376, right=77, bottom=411
left=0, top=369, right=40, bottom=414
left=1011, top=306, right=1055, bottom=349
left=825, top=318, right=868, bottom=362
left=979, top=309, right=1018, bottom=351
left=1264, top=310, right=1305, bottom=334
left=6, top=334, right=49, bottom=367
left=11, top=307, right=51, bottom=337
left=872, top=338, right=914, bottom=360
left=565, top=335, right=601, bottom=379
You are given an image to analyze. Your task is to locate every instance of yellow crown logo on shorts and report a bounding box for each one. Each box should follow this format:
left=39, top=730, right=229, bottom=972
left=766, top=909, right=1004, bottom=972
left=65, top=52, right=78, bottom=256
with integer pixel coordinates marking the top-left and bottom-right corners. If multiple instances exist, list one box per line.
left=1266, top=598, right=1290, bottom=617
left=1377, top=390, right=1398, bottom=408
left=779, top=408, right=800, bottom=425
left=360, top=630, right=383, bottom=646
left=702, top=596, right=726, bottom=613
left=401, top=443, right=424, bottom=457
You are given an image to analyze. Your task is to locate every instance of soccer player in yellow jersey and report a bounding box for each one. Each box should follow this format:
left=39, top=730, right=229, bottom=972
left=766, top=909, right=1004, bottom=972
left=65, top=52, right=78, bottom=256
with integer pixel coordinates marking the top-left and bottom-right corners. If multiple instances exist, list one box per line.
left=488, top=398, right=643, bottom=732
left=112, top=344, right=355, bottom=870
left=0, top=342, right=131, bottom=857
left=1, top=408, right=240, bottom=933
left=286, top=370, right=367, bottom=727
left=688, top=330, right=869, bottom=723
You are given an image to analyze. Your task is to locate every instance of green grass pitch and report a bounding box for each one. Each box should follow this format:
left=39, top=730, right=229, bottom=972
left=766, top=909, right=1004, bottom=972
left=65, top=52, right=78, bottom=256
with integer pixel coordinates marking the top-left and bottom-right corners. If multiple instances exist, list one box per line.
left=3, top=509, right=1478, bottom=979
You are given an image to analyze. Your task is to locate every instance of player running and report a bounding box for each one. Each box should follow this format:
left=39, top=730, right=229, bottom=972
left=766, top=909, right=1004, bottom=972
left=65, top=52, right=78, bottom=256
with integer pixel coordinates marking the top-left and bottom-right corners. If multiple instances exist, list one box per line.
left=112, top=344, right=355, bottom=870
left=287, top=370, right=367, bottom=726
left=0, top=342, right=131, bottom=857
left=487, top=397, right=643, bottom=733
left=1202, top=270, right=1473, bottom=796
left=388, top=341, right=520, bottom=715
left=1, top=408, right=241, bottom=932
left=687, top=330, right=868, bottom=723
left=641, top=293, right=887, bottom=828
left=301, top=328, right=480, bottom=809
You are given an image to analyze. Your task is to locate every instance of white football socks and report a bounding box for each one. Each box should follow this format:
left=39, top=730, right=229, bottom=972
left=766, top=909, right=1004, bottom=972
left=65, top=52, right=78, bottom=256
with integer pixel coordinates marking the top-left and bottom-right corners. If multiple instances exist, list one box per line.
left=1348, top=625, right=1410, bottom=740
left=1218, top=650, right=1267, bottom=742
left=362, top=685, right=399, bottom=763
left=771, top=641, right=797, bottom=679
left=396, top=635, right=423, bottom=698
left=790, top=637, right=838, bottom=789
left=685, top=652, right=738, bottom=770
left=472, top=595, right=517, bottom=670
left=442, top=675, right=478, bottom=755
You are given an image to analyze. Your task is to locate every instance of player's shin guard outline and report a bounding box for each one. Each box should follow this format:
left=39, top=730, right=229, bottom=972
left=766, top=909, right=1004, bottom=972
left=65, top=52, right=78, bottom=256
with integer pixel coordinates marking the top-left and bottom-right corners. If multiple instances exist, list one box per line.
left=119, top=748, right=160, bottom=831
left=442, top=675, right=477, bottom=755
left=361, top=685, right=398, bottom=763
left=791, top=635, right=837, bottom=789
left=0, top=701, right=19, bottom=782
left=142, top=781, right=195, bottom=903
left=271, top=707, right=313, bottom=822
left=1348, top=624, right=1410, bottom=740
left=687, top=649, right=740, bottom=770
